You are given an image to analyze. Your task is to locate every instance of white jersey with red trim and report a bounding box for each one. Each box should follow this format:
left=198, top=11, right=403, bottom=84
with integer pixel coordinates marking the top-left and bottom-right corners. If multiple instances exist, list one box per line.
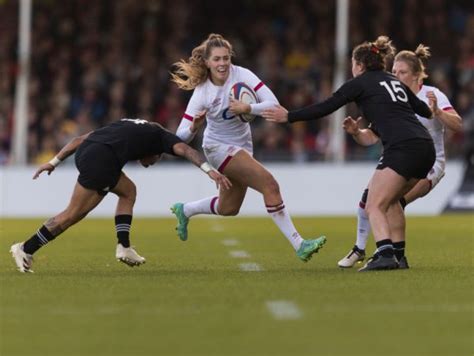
left=177, top=65, right=278, bottom=149
left=416, top=85, right=453, bottom=164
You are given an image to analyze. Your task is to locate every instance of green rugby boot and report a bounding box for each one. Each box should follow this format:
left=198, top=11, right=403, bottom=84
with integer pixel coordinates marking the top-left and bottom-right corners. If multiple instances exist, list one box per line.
left=170, top=203, right=189, bottom=241
left=296, top=236, right=327, bottom=262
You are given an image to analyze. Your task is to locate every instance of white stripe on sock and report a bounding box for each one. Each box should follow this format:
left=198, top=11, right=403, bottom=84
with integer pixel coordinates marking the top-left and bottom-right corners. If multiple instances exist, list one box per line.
left=37, top=230, right=49, bottom=245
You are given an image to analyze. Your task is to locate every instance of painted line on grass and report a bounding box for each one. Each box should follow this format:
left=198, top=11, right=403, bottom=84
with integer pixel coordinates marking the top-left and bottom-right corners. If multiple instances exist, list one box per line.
left=266, top=300, right=302, bottom=320
left=229, top=250, right=250, bottom=258
left=238, top=262, right=262, bottom=271
left=321, top=304, right=474, bottom=313
left=222, top=239, right=239, bottom=246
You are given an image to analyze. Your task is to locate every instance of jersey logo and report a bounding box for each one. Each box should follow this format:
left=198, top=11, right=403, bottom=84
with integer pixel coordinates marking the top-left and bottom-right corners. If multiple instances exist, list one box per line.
left=222, top=108, right=236, bottom=120
left=210, top=98, right=221, bottom=108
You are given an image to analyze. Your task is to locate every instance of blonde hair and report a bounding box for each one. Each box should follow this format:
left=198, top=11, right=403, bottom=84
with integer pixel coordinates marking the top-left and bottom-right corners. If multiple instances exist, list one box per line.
left=352, top=35, right=396, bottom=71
left=395, top=44, right=431, bottom=80
left=171, top=34, right=234, bottom=90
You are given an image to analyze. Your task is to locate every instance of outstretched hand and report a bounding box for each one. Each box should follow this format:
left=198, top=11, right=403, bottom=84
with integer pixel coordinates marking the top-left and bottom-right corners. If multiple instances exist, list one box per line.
left=208, top=170, right=232, bottom=190
left=191, top=110, right=207, bottom=132
left=262, top=105, right=289, bottom=123
left=33, top=163, right=55, bottom=179
left=342, top=116, right=363, bottom=135
left=426, top=91, right=440, bottom=117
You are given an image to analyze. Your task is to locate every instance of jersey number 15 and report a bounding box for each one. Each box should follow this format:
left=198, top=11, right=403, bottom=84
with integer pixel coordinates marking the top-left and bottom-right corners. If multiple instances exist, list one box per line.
left=379, top=81, right=408, bottom=103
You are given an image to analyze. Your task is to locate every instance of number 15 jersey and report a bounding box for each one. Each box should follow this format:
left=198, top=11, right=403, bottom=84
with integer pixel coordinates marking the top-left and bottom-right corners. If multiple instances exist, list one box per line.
left=288, top=70, right=433, bottom=149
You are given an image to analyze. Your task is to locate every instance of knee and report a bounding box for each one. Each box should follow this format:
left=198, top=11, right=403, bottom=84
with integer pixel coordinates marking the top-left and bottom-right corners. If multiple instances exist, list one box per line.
left=218, top=205, right=240, bottom=216
left=365, top=201, right=388, bottom=217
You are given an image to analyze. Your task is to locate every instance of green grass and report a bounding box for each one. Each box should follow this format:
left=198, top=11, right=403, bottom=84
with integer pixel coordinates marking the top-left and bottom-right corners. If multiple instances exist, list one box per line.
left=0, top=215, right=473, bottom=356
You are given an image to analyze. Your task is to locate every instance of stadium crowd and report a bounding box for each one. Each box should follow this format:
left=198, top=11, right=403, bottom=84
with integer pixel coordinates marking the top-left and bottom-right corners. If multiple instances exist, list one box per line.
left=0, top=0, right=472, bottom=165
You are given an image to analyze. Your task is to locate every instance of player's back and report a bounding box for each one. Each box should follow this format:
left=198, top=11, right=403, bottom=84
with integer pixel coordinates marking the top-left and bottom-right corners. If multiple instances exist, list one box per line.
left=86, top=119, right=175, bottom=164
left=347, top=71, right=432, bottom=147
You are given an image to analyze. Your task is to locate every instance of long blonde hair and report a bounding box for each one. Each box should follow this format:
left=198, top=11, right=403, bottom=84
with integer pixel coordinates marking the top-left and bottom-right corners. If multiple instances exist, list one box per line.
left=395, top=44, right=431, bottom=80
left=171, top=34, right=234, bottom=90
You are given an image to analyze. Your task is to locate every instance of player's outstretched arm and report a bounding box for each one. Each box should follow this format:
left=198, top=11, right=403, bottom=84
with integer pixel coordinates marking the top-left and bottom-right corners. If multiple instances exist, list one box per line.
left=172, top=142, right=232, bottom=190
left=33, top=132, right=91, bottom=179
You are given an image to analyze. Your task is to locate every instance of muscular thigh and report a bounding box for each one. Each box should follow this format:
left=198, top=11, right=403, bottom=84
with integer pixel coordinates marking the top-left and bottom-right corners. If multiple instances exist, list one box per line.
left=65, top=182, right=105, bottom=217
left=368, top=168, right=418, bottom=209
left=222, top=150, right=273, bottom=192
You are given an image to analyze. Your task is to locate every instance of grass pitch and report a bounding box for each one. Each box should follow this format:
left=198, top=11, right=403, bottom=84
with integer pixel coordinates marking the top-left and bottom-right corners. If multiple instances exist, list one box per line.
left=1, top=215, right=473, bottom=356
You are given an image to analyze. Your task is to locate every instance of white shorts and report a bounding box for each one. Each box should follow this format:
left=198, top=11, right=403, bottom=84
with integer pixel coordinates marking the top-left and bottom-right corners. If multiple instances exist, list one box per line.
left=203, top=143, right=253, bottom=173
left=427, top=159, right=445, bottom=190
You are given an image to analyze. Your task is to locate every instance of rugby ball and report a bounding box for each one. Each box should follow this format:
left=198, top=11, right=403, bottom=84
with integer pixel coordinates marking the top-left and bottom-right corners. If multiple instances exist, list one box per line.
left=230, top=82, right=259, bottom=122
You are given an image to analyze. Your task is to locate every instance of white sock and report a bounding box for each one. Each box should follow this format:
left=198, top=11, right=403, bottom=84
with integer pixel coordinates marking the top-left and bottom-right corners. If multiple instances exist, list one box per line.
left=267, top=202, right=303, bottom=251
left=356, top=206, right=371, bottom=250
left=183, top=196, right=219, bottom=217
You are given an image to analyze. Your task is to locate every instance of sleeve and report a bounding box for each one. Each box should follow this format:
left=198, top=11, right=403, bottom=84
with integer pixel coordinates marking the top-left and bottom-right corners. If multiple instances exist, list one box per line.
left=240, top=67, right=279, bottom=115
left=158, top=126, right=184, bottom=156
left=176, top=89, right=205, bottom=143
left=406, top=86, right=432, bottom=118
left=434, top=88, right=453, bottom=111
left=287, top=78, right=361, bottom=123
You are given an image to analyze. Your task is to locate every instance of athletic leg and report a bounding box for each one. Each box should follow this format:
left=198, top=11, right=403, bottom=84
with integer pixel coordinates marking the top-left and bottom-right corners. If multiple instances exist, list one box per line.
left=11, top=182, right=104, bottom=272
left=222, top=150, right=326, bottom=260
left=111, top=173, right=145, bottom=267
left=359, top=168, right=416, bottom=272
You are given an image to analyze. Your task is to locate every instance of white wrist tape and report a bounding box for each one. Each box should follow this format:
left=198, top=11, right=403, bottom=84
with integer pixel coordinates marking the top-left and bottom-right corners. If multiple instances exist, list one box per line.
left=48, top=156, right=61, bottom=167
left=200, top=162, right=213, bottom=174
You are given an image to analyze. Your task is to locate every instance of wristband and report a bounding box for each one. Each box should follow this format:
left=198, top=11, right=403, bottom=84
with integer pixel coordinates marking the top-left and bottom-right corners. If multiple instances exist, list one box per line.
left=200, top=162, right=213, bottom=173
left=48, top=156, right=61, bottom=167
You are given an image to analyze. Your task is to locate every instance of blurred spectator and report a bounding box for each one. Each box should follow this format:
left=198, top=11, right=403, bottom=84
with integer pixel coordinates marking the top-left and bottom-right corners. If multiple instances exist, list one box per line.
left=1, top=0, right=472, bottom=164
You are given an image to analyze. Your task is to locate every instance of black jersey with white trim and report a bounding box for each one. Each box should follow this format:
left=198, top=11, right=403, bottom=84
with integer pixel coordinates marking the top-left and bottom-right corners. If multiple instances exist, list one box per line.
left=288, top=70, right=433, bottom=148
left=85, top=118, right=182, bottom=166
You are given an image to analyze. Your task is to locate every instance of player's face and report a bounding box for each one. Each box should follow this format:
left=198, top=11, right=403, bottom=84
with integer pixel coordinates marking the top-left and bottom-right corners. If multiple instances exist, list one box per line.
left=351, top=58, right=364, bottom=77
left=206, top=47, right=231, bottom=85
left=393, top=60, right=419, bottom=91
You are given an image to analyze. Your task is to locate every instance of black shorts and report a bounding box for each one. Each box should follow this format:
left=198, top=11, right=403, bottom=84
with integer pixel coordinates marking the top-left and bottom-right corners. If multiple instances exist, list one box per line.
left=377, top=138, right=436, bottom=180
left=75, top=141, right=122, bottom=196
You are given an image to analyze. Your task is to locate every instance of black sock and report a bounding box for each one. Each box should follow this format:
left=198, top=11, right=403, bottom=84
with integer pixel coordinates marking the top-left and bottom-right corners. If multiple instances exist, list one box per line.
left=375, top=239, right=394, bottom=258
left=115, top=215, right=132, bottom=248
left=23, top=225, right=56, bottom=255
left=393, top=241, right=406, bottom=260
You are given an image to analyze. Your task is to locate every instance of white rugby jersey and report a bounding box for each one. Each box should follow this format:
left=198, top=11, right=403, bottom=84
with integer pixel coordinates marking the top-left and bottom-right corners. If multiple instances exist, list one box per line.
left=416, top=85, right=453, bottom=164
left=176, top=65, right=279, bottom=149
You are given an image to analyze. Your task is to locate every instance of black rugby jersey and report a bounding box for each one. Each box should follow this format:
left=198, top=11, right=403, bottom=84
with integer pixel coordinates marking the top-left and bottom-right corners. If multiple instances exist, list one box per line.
left=288, top=70, right=433, bottom=148
left=85, top=118, right=182, bottom=166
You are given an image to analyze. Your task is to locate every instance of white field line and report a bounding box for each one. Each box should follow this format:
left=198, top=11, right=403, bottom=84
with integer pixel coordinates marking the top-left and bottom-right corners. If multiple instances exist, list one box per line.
left=321, top=304, right=474, bottom=313
left=229, top=250, right=250, bottom=258
left=238, top=262, right=262, bottom=271
left=266, top=300, right=302, bottom=320
left=210, top=224, right=224, bottom=232
left=221, top=239, right=239, bottom=246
